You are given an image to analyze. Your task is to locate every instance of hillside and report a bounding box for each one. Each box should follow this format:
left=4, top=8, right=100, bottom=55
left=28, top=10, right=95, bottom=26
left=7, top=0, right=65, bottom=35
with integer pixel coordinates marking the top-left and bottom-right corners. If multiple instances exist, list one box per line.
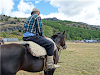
left=43, top=17, right=100, bottom=30
left=0, top=15, right=25, bottom=32
left=0, top=15, right=100, bottom=40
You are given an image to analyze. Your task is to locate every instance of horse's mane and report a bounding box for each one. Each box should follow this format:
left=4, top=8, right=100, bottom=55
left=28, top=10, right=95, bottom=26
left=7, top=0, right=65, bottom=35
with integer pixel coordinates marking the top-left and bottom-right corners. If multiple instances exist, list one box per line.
left=51, top=32, right=63, bottom=41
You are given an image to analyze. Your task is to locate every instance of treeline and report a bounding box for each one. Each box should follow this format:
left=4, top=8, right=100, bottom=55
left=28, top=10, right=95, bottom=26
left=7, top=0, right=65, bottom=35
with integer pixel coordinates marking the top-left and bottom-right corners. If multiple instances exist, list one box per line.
left=42, top=20, right=100, bottom=40
left=0, top=31, right=23, bottom=40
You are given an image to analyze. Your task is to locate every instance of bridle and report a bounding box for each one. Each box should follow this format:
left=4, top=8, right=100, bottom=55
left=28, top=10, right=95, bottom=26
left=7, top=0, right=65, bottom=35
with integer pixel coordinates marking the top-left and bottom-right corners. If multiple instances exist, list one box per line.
left=54, top=43, right=63, bottom=57
left=54, top=35, right=66, bottom=56
left=55, top=43, right=63, bottom=50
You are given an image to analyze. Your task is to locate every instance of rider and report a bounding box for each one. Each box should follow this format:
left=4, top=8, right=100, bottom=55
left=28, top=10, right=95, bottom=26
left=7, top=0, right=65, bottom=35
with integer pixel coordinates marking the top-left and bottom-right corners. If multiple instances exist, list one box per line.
left=23, top=8, right=60, bottom=70
left=0, top=37, right=4, bottom=45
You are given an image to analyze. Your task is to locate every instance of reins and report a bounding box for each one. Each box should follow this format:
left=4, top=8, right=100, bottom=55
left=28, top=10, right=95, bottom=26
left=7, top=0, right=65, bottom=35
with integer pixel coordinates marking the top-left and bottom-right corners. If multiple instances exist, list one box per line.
left=55, top=43, right=63, bottom=57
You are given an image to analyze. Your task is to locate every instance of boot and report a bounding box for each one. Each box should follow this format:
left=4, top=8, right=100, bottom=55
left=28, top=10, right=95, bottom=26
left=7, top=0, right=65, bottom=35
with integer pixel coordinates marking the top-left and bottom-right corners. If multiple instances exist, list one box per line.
left=46, top=55, right=60, bottom=69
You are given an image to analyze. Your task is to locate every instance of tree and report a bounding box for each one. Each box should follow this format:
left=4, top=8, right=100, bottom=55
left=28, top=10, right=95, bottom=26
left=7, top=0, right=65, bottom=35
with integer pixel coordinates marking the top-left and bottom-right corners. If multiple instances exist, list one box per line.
left=3, top=32, right=6, bottom=38
left=99, top=29, right=100, bottom=38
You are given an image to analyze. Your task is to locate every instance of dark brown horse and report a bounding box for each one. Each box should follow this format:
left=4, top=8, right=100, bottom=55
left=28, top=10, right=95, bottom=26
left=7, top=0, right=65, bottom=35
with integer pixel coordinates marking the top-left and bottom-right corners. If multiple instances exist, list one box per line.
left=0, top=31, right=67, bottom=75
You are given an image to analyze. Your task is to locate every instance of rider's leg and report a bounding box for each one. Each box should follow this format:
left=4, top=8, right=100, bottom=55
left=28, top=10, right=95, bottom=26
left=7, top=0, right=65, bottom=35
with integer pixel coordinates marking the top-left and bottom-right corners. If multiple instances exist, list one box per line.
left=23, top=36, right=60, bottom=69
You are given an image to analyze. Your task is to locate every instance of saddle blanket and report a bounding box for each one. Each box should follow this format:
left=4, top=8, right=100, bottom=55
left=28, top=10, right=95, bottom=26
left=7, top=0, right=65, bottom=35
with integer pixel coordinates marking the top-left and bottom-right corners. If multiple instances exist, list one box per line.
left=19, top=38, right=57, bottom=57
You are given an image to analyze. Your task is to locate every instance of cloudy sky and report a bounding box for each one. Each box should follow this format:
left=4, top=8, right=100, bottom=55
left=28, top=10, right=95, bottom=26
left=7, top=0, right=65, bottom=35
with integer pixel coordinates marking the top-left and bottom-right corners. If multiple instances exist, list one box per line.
left=0, top=0, right=100, bottom=25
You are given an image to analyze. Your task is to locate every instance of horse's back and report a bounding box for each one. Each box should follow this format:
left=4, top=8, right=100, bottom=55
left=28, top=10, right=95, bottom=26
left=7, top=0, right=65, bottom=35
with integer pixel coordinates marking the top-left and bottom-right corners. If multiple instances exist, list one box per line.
left=1, top=43, right=25, bottom=59
left=0, top=43, right=26, bottom=75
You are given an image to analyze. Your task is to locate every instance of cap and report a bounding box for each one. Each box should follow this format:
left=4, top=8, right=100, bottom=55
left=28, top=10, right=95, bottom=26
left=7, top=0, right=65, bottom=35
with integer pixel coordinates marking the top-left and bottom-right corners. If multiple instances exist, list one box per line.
left=32, top=8, right=40, bottom=13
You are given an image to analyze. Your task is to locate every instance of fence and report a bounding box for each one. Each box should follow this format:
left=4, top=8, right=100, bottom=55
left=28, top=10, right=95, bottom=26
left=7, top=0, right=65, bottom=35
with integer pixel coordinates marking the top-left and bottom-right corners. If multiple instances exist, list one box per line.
left=3, top=38, right=18, bottom=42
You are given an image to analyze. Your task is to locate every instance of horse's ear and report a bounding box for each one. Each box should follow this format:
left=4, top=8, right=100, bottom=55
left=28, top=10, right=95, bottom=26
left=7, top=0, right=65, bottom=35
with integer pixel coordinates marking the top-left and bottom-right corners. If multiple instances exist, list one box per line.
left=63, top=31, right=65, bottom=34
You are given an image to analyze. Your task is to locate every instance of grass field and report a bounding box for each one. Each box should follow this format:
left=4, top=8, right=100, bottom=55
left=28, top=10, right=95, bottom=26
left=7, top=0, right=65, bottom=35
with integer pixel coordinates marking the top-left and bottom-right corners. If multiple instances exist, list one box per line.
left=4, top=42, right=100, bottom=75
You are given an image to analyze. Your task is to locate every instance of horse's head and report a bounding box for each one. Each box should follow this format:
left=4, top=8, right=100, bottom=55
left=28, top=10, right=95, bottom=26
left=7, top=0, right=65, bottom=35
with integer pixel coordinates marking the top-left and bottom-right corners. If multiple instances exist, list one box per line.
left=51, top=31, right=67, bottom=50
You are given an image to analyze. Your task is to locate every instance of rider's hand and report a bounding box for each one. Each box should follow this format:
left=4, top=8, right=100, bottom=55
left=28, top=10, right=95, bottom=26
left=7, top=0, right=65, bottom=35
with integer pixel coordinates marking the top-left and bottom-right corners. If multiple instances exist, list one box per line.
left=45, top=36, right=48, bottom=38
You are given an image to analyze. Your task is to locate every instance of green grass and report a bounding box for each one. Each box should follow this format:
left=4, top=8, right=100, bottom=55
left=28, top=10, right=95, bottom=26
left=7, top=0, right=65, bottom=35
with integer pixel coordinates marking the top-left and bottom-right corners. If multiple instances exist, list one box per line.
left=54, top=42, right=100, bottom=75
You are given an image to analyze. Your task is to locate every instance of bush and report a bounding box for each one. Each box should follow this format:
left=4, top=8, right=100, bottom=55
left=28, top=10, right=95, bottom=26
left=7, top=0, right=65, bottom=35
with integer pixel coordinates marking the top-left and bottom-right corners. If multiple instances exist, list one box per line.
left=5, top=18, right=8, bottom=21
left=3, top=33, right=7, bottom=38
left=11, top=31, right=19, bottom=35
left=22, top=21, right=24, bottom=22
left=0, top=19, right=3, bottom=21
left=10, top=21, right=16, bottom=24
left=3, top=15, right=5, bottom=16
left=19, top=30, right=21, bottom=32
left=17, top=18, right=20, bottom=22
left=14, top=17, right=17, bottom=19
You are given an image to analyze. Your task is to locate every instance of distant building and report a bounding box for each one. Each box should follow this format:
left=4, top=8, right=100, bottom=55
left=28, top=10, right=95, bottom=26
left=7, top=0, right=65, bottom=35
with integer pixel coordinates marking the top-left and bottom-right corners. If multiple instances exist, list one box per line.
left=3, top=38, right=18, bottom=42
left=75, top=40, right=84, bottom=43
left=84, top=39, right=97, bottom=43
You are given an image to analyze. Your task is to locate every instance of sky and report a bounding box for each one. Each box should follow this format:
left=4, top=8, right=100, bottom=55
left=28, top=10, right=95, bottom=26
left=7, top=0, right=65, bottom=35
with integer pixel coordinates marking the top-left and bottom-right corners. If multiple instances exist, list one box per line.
left=0, top=0, right=100, bottom=26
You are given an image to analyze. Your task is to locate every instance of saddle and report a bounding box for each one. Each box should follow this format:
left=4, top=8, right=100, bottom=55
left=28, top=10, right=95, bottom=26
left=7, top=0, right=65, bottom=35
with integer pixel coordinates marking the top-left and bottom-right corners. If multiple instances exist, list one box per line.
left=19, top=38, right=57, bottom=57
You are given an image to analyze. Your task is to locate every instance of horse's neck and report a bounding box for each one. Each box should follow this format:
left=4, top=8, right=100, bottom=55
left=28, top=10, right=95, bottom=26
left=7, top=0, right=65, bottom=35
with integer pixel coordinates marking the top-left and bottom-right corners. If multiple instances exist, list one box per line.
left=54, top=38, right=61, bottom=46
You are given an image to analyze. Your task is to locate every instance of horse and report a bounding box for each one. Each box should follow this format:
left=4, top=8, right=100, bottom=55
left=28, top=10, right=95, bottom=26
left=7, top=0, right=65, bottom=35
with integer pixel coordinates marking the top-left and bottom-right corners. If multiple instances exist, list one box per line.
left=0, top=31, right=67, bottom=75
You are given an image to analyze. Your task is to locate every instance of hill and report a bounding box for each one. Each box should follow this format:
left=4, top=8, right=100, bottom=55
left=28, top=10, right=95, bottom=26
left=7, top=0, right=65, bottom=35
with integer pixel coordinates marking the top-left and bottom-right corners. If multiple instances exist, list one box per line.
left=43, top=17, right=100, bottom=30
left=0, top=15, right=100, bottom=40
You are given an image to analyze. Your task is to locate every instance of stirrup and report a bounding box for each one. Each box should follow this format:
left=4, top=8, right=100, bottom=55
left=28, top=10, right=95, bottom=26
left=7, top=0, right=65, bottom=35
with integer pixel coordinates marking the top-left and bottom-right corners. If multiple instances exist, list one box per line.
left=53, top=64, right=60, bottom=68
left=47, top=64, right=60, bottom=70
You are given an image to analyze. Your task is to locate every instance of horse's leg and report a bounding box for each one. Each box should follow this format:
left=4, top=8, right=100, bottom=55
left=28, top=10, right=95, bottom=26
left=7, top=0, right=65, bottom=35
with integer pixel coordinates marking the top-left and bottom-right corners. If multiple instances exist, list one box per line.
left=1, top=72, right=16, bottom=75
left=44, top=69, right=55, bottom=75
